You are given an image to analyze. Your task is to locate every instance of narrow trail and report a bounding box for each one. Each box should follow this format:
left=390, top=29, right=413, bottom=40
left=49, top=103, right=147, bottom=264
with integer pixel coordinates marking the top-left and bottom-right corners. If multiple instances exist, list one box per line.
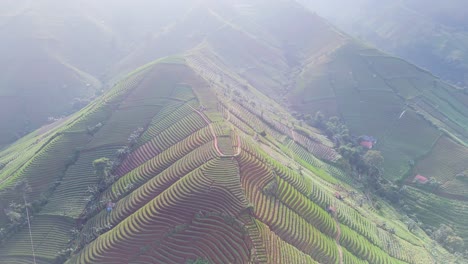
left=189, top=105, right=241, bottom=157
left=234, top=133, right=242, bottom=156
left=290, top=128, right=297, bottom=142
left=24, top=196, right=37, bottom=264
left=226, top=107, right=242, bottom=157
left=334, top=214, right=343, bottom=264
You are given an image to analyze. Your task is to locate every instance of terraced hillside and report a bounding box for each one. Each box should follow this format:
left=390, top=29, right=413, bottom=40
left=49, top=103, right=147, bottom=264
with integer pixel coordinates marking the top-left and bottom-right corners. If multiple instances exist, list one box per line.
left=0, top=0, right=467, bottom=263
left=0, top=57, right=458, bottom=263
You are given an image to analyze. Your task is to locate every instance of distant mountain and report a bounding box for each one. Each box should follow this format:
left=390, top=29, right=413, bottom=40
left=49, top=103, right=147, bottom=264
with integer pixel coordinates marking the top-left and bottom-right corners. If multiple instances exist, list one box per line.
left=0, top=0, right=466, bottom=263
left=300, top=0, right=468, bottom=88
left=0, top=0, right=195, bottom=147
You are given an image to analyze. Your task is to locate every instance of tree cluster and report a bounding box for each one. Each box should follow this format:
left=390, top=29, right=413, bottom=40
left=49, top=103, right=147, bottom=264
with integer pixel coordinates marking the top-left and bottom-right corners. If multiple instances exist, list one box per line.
left=0, top=181, right=33, bottom=244
left=431, top=224, right=465, bottom=254
left=314, top=113, right=403, bottom=204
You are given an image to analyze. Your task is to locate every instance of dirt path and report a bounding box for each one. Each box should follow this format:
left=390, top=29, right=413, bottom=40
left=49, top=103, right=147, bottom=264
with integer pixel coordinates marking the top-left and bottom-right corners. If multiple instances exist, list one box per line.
left=189, top=105, right=241, bottom=157
left=334, top=215, right=343, bottom=264
left=290, top=128, right=296, bottom=142
left=234, top=133, right=241, bottom=156
left=226, top=107, right=242, bottom=157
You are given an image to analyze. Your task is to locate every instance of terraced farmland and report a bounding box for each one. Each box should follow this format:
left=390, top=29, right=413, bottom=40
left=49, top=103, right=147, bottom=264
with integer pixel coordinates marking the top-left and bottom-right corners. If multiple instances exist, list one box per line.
left=415, top=136, right=468, bottom=198
left=1, top=1, right=467, bottom=260
left=1, top=0, right=467, bottom=263
left=0, top=58, right=447, bottom=263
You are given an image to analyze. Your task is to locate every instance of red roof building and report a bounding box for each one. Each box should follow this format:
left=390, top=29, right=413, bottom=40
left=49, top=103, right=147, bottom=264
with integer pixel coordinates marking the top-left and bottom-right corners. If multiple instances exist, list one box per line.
left=360, top=140, right=373, bottom=149
left=414, top=175, right=429, bottom=184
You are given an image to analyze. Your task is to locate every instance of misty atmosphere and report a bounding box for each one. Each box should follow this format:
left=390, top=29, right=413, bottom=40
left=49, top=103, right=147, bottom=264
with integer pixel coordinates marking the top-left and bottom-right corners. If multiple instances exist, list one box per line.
left=0, top=1, right=467, bottom=263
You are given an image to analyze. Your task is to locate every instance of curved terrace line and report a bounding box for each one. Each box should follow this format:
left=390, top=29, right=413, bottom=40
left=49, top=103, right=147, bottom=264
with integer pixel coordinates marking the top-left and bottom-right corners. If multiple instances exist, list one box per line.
left=189, top=105, right=242, bottom=157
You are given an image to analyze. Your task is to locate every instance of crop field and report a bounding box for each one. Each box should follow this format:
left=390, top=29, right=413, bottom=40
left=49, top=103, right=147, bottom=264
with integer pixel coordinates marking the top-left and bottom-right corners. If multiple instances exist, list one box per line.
left=380, top=110, right=441, bottom=181
left=0, top=215, right=74, bottom=263
left=404, top=187, right=468, bottom=244
left=0, top=57, right=456, bottom=263
left=415, top=136, right=468, bottom=198
left=40, top=146, right=121, bottom=218
left=1, top=1, right=467, bottom=263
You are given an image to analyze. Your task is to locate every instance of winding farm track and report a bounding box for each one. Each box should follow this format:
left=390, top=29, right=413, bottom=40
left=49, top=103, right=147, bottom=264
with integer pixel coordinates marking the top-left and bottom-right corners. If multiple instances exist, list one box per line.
left=290, top=128, right=297, bottom=142
left=226, top=107, right=242, bottom=156
left=189, top=105, right=241, bottom=157
left=334, top=215, right=343, bottom=264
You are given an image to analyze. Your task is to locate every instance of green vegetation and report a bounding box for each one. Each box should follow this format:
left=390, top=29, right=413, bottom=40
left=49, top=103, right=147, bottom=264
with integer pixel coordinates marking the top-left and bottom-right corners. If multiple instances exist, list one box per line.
left=0, top=0, right=466, bottom=263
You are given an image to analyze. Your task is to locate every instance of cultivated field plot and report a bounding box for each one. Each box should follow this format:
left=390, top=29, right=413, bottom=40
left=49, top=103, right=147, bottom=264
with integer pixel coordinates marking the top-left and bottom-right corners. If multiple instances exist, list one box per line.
left=404, top=187, right=468, bottom=243
left=415, top=136, right=468, bottom=198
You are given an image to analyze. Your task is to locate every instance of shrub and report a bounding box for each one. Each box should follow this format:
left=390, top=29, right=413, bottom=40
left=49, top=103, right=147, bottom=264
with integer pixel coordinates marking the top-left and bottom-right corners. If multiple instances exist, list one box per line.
left=93, top=158, right=111, bottom=180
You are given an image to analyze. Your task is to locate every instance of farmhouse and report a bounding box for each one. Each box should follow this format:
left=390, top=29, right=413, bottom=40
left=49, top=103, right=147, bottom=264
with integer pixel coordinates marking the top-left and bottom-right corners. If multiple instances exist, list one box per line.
left=359, top=135, right=376, bottom=149
left=414, top=174, right=429, bottom=184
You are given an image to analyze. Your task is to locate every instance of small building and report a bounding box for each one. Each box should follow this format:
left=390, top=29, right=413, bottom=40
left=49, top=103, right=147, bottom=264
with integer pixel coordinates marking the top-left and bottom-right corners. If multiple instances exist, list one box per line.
left=360, top=141, right=373, bottom=149
left=359, top=135, right=377, bottom=149
left=414, top=175, right=429, bottom=184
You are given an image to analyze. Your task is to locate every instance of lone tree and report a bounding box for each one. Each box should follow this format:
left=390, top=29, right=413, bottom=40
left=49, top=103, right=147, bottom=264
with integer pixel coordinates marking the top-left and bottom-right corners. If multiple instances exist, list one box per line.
left=93, top=158, right=111, bottom=180
left=432, top=224, right=465, bottom=253
left=363, top=150, right=384, bottom=176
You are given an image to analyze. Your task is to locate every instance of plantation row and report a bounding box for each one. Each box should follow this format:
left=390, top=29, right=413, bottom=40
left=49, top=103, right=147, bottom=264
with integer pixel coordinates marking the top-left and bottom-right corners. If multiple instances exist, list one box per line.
left=276, top=177, right=338, bottom=236
left=1, top=132, right=92, bottom=201
left=339, top=224, right=406, bottom=264
left=259, top=143, right=421, bottom=263
left=414, top=98, right=466, bottom=141
left=220, top=104, right=255, bottom=136
left=116, top=124, right=213, bottom=181
left=85, top=105, right=164, bottom=149
left=0, top=215, right=74, bottom=262
left=0, top=133, right=45, bottom=178
left=377, top=228, right=432, bottom=264
left=255, top=220, right=318, bottom=264
left=130, top=214, right=252, bottom=264
left=68, top=156, right=249, bottom=263
left=41, top=146, right=120, bottom=218
left=293, top=132, right=340, bottom=162
left=416, top=136, right=467, bottom=192
left=404, top=187, right=468, bottom=241
left=222, top=101, right=283, bottom=140
left=269, top=160, right=407, bottom=263
left=84, top=141, right=219, bottom=236
left=200, top=158, right=247, bottom=206
left=238, top=150, right=340, bottom=263
left=235, top=99, right=289, bottom=136
left=114, top=111, right=211, bottom=178
left=85, top=72, right=198, bottom=148
left=138, top=100, right=201, bottom=145
left=288, top=141, right=353, bottom=185
left=441, top=180, right=468, bottom=197
left=422, top=90, right=468, bottom=136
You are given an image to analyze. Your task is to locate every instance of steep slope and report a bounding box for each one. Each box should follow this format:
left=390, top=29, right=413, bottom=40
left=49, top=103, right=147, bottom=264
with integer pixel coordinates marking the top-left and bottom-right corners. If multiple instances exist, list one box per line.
left=0, top=0, right=466, bottom=263
left=0, top=58, right=452, bottom=264
left=0, top=0, right=196, bottom=147
left=300, top=0, right=468, bottom=88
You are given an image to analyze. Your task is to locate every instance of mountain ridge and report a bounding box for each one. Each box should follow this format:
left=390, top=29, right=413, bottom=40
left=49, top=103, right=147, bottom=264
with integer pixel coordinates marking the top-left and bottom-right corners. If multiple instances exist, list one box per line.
left=0, top=0, right=467, bottom=263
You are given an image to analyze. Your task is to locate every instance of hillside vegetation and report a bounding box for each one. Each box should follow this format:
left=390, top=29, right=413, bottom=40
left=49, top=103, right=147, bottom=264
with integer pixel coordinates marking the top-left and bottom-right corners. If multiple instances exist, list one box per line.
left=301, top=0, right=468, bottom=88
left=0, top=57, right=450, bottom=264
left=0, top=0, right=466, bottom=263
